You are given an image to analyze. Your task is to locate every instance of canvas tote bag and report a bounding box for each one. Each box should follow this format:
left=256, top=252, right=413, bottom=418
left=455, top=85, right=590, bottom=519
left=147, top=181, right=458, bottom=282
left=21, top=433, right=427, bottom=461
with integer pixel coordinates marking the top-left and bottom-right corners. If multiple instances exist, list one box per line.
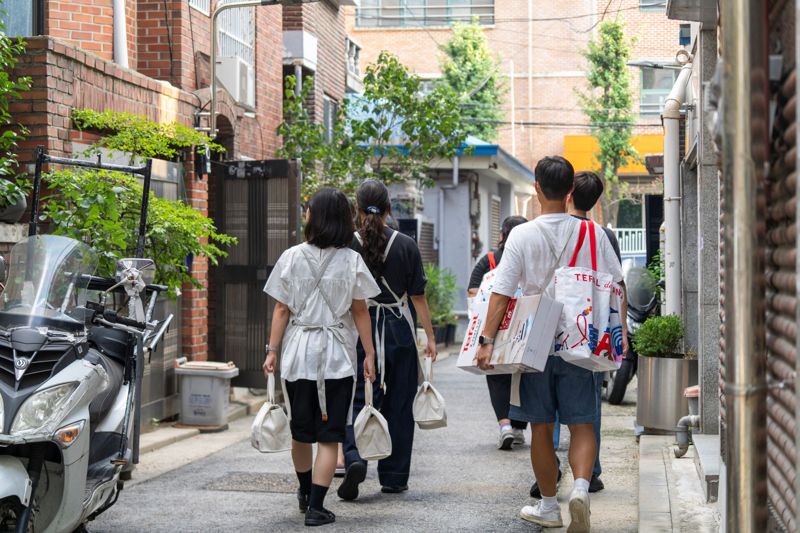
left=413, top=357, right=447, bottom=430
left=251, top=373, right=292, bottom=453
left=353, top=379, right=392, bottom=461
left=553, top=219, right=624, bottom=372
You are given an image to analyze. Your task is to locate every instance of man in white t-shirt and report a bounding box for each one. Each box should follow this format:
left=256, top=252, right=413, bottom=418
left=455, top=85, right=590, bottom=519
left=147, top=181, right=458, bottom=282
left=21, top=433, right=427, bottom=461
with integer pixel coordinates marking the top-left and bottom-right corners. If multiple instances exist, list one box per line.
left=475, top=156, right=623, bottom=532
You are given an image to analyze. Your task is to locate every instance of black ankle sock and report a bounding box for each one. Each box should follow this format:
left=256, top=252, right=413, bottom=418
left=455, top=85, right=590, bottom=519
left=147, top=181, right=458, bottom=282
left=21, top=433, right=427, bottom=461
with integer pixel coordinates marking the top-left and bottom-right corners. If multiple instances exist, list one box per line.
left=309, top=483, right=329, bottom=510
left=296, top=470, right=312, bottom=496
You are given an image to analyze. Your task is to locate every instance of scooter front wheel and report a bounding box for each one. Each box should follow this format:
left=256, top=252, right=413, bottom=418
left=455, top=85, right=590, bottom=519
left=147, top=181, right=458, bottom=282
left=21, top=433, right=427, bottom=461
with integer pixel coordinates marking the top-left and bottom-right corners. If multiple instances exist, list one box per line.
left=0, top=497, right=33, bottom=533
left=608, top=358, right=635, bottom=405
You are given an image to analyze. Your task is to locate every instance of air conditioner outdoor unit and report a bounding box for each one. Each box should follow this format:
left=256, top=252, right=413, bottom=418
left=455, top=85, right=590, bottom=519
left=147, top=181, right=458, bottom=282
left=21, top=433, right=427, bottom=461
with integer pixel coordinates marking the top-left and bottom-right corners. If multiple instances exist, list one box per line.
left=216, top=56, right=255, bottom=108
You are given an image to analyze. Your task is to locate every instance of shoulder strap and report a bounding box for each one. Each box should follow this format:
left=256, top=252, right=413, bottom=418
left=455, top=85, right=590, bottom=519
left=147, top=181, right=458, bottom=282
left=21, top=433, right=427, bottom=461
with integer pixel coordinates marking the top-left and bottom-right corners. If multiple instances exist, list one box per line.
left=488, top=251, right=496, bottom=270
left=383, top=230, right=399, bottom=262
left=540, top=219, right=578, bottom=288
left=354, top=231, right=362, bottom=246
left=568, top=220, right=598, bottom=270
left=587, top=220, right=598, bottom=271
left=568, top=220, right=589, bottom=267
left=296, top=247, right=338, bottom=317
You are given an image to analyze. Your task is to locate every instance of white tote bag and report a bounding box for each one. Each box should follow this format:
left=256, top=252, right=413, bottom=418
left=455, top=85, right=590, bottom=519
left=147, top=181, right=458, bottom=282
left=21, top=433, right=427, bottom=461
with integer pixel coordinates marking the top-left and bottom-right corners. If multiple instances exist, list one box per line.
left=250, top=373, right=292, bottom=453
left=553, top=219, right=624, bottom=372
left=353, top=379, right=392, bottom=461
left=413, top=357, right=447, bottom=430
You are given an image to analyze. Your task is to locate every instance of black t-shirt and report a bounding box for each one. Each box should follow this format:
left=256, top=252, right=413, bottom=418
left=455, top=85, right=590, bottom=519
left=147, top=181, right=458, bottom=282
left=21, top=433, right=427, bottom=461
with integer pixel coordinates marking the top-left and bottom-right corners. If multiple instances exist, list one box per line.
left=572, top=215, right=622, bottom=264
left=468, top=248, right=503, bottom=289
left=350, top=228, right=427, bottom=304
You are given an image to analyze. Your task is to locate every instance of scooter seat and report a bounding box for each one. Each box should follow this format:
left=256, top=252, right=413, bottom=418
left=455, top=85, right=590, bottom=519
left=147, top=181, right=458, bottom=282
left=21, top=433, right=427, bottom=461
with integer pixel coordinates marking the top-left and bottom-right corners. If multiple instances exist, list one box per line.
left=85, top=350, right=125, bottom=428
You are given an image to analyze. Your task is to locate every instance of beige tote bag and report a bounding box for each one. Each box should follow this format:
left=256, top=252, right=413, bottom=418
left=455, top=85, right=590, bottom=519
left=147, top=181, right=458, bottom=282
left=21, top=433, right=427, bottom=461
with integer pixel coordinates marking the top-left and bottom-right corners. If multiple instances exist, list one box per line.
left=251, top=373, right=292, bottom=453
left=353, top=379, right=392, bottom=461
left=413, top=357, right=447, bottom=430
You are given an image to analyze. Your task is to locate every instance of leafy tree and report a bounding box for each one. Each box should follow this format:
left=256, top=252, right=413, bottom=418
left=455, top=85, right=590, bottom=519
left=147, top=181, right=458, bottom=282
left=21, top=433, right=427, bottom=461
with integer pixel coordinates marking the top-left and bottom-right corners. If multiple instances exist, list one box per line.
left=578, top=20, right=638, bottom=225
left=0, top=11, right=32, bottom=207
left=278, top=51, right=466, bottom=199
left=440, top=20, right=504, bottom=142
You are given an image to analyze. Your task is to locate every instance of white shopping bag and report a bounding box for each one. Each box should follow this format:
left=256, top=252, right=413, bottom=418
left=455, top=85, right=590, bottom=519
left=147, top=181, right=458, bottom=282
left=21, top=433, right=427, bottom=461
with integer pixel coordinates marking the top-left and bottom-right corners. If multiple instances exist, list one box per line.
left=413, top=357, right=447, bottom=430
left=553, top=219, right=624, bottom=372
left=353, top=379, right=392, bottom=461
left=250, top=373, right=292, bottom=453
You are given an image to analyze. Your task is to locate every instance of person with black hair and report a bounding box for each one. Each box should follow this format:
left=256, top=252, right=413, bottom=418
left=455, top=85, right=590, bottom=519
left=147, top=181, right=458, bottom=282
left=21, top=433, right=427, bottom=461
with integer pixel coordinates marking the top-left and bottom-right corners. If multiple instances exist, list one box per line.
left=475, top=156, right=623, bottom=531
left=468, top=215, right=529, bottom=450
left=338, top=179, right=438, bottom=501
left=263, top=187, right=381, bottom=527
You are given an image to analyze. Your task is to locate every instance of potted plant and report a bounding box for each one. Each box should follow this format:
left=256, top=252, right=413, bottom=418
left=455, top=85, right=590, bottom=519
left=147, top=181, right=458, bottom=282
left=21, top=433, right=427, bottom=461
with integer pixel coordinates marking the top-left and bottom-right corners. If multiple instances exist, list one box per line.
left=424, top=264, right=458, bottom=346
left=0, top=177, right=30, bottom=224
left=633, top=314, right=698, bottom=432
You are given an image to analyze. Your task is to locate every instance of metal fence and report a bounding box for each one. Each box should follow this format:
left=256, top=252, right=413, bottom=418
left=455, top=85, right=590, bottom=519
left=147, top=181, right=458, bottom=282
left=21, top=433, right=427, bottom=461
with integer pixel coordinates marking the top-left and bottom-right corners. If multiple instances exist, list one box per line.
left=613, top=228, right=647, bottom=256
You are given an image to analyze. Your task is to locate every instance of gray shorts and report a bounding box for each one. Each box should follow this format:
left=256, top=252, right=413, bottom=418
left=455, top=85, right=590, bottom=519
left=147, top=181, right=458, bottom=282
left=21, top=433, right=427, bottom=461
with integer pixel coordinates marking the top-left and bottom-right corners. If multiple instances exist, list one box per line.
left=509, top=356, right=599, bottom=425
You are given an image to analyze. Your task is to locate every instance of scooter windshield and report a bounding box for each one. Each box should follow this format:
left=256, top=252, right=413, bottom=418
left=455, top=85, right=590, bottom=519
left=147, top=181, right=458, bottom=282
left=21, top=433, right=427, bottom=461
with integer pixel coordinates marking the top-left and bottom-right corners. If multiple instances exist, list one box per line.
left=0, top=235, right=98, bottom=330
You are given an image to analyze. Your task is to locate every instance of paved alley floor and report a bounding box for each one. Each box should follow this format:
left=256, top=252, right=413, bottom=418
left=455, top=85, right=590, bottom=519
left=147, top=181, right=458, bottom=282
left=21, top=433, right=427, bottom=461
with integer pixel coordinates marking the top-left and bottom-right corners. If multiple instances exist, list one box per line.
left=92, top=356, right=640, bottom=532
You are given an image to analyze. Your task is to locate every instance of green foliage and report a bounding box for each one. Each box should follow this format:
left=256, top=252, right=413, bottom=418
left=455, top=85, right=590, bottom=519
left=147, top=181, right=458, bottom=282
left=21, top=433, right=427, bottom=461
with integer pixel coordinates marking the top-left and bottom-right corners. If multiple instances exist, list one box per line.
left=71, top=109, right=224, bottom=161
left=440, top=20, right=504, bottom=141
left=578, top=20, right=638, bottom=223
left=424, top=263, right=458, bottom=326
left=647, top=248, right=664, bottom=301
left=632, top=314, right=684, bottom=358
left=42, top=169, right=235, bottom=294
left=278, top=51, right=466, bottom=199
left=0, top=12, right=32, bottom=207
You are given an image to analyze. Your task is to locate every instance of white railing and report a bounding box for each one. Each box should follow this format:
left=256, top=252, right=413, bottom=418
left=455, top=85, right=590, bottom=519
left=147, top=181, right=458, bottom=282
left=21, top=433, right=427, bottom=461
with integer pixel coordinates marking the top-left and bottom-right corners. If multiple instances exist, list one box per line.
left=613, top=228, right=646, bottom=256
left=218, top=0, right=255, bottom=68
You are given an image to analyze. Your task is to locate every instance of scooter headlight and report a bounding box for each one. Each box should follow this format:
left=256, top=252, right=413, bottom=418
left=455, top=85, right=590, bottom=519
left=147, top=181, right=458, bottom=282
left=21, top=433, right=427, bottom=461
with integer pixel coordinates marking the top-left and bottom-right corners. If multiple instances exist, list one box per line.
left=11, top=382, right=79, bottom=436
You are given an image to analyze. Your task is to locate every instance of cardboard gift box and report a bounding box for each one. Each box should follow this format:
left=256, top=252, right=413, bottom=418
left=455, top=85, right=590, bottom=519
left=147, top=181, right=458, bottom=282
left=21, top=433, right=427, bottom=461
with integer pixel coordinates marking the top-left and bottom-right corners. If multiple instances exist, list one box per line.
left=457, top=294, right=564, bottom=375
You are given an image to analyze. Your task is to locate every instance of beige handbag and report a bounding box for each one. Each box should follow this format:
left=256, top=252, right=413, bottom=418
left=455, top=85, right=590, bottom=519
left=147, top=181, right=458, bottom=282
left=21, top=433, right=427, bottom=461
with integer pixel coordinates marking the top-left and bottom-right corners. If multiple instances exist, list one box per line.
left=353, top=379, right=392, bottom=461
left=413, top=357, right=447, bottom=430
left=251, top=373, right=292, bottom=453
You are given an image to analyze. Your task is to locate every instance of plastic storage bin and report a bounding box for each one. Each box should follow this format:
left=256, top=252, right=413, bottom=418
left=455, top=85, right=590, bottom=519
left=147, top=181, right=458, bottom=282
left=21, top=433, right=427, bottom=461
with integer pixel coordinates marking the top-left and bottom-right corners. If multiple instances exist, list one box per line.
left=175, top=361, right=239, bottom=427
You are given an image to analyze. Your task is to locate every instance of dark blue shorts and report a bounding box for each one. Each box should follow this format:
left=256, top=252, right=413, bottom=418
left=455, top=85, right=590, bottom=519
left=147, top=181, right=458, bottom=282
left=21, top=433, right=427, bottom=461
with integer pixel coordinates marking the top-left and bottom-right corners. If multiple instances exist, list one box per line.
left=509, top=356, right=598, bottom=425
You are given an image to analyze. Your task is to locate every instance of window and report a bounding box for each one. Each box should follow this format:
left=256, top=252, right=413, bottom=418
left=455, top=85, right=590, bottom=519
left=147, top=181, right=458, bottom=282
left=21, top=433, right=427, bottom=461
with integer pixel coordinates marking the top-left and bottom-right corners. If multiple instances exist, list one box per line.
left=356, top=0, right=494, bottom=27
left=189, top=0, right=211, bottom=15
left=0, top=0, right=43, bottom=36
left=640, top=67, right=679, bottom=116
left=639, top=0, right=665, bottom=10
left=217, top=0, right=255, bottom=69
left=323, top=96, right=339, bottom=143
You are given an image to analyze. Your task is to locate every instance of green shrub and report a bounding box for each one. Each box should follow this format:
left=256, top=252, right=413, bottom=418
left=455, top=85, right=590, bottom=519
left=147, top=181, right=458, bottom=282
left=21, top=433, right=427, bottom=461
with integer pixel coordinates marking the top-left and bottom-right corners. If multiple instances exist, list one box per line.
left=424, top=263, right=457, bottom=326
left=632, top=314, right=684, bottom=358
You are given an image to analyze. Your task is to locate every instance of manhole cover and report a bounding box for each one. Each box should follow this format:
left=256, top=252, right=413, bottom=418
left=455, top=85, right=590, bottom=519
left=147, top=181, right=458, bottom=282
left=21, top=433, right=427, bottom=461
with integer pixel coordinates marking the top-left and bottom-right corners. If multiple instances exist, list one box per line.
left=206, top=472, right=298, bottom=494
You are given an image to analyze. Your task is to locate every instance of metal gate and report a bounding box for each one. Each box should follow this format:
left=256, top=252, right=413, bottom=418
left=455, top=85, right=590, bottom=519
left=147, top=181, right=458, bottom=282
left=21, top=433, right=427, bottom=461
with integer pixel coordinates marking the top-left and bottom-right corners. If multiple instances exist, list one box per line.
left=212, top=160, right=299, bottom=387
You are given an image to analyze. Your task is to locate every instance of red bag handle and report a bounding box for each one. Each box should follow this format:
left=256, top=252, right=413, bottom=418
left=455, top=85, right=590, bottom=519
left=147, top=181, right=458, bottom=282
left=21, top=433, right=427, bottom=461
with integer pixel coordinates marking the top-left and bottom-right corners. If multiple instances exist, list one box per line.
left=568, top=220, right=598, bottom=270
left=488, top=251, right=496, bottom=270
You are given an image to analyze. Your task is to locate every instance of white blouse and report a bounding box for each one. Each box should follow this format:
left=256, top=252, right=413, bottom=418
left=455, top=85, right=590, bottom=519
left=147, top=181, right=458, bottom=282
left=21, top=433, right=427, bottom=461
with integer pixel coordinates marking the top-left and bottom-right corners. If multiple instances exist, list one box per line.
left=264, top=243, right=381, bottom=382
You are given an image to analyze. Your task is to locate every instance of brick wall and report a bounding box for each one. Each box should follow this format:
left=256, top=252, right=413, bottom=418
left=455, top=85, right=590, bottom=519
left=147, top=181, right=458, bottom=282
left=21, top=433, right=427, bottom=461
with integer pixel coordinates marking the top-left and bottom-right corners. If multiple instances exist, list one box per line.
left=45, top=0, right=115, bottom=60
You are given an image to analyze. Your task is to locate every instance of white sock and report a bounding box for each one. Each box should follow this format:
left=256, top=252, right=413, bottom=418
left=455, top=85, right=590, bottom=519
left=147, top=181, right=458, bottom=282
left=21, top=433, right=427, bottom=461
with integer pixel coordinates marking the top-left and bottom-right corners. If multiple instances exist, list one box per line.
left=541, top=495, right=559, bottom=512
left=499, top=423, right=512, bottom=431
left=574, top=478, right=590, bottom=493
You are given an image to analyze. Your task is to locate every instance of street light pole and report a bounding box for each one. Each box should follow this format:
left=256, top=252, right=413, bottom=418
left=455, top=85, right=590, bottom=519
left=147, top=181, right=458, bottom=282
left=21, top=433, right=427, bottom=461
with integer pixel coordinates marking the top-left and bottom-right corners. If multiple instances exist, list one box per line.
left=209, top=0, right=320, bottom=140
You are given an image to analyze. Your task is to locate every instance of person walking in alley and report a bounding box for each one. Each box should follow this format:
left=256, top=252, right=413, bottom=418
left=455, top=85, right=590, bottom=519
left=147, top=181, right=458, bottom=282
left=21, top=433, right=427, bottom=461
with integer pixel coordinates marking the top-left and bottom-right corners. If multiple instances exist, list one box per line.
left=262, top=187, right=381, bottom=527
left=529, top=171, right=629, bottom=498
left=475, top=157, right=624, bottom=531
left=339, top=179, right=438, bottom=501
left=468, top=215, right=529, bottom=450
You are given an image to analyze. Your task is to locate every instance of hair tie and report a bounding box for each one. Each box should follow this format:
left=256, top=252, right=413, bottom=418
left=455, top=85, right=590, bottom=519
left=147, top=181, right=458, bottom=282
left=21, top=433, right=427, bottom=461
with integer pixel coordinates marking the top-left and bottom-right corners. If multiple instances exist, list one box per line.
left=366, top=206, right=382, bottom=215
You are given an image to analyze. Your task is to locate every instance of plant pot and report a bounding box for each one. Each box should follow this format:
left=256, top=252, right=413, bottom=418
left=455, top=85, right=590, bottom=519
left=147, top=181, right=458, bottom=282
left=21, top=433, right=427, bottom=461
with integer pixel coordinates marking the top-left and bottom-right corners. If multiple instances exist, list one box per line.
left=445, top=323, right=456, bottom=346
left=433, top=326, right=448, bottom=345
left=0, top=195, right=26, bottom=224
left=636, top=356, right=698, bottom=432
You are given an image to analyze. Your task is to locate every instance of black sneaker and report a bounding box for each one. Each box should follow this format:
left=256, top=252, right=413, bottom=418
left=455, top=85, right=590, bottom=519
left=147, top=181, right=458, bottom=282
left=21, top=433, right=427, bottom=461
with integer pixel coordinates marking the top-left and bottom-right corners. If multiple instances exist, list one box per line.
left=304, top=507, right=335, bottom=527
left=337, top=462, right=367, bottom=501
left=380, top=485, right=408, bottom=494
left=530, top=468, right=563, bottom=499
left=589, top=475, right=605, bottom=493
left=297, top=489, right=309, bottom=513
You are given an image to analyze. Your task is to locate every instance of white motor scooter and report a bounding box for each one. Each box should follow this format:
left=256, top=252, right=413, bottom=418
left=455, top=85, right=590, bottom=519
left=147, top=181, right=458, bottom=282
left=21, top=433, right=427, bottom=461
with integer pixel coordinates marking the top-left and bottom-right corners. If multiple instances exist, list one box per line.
left=0, top=149, right=171, bottom=533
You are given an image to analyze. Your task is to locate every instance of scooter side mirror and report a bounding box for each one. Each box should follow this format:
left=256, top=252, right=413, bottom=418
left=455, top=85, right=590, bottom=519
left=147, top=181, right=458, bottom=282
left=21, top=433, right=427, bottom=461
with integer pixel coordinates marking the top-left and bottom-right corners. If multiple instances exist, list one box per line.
left=115, top=258, right=156, bottom=286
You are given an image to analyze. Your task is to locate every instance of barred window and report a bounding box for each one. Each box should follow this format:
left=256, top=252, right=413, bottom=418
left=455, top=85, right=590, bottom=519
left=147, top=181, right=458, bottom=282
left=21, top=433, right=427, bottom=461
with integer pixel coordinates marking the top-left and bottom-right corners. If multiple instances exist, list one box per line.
left=356, top=0, right=494, bottom=27
left=189, top=0, right=211, bottom=15
left=217, top=0, right=255, bottom=68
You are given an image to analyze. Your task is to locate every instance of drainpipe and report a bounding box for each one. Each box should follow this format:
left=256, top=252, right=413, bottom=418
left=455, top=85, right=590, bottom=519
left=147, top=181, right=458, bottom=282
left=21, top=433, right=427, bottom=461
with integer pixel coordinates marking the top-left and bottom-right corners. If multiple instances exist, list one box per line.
left=436, top=156, right=460, bottom=251
left=720, top=0, right=769, bottom=530
left=112, top=0, right=129, bottom=68
left=662, top=61, right=692, bottom=316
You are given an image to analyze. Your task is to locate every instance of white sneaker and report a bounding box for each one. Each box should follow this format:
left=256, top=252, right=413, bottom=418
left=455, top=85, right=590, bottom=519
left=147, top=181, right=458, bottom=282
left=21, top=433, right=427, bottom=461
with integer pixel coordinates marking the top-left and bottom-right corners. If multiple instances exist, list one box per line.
left=512, top=428, right=525, bottom=445
left=567, top=487, right=591, bottom=533
left=497, top=426, right=514, bottom=450
left=520, top=501, right=563, bottom=528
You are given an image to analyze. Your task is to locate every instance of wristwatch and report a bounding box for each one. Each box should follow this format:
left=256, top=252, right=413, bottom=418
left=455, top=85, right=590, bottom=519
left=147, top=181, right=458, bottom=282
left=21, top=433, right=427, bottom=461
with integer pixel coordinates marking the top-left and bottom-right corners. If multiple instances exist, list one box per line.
left=478, top=335, right=495, bottom=346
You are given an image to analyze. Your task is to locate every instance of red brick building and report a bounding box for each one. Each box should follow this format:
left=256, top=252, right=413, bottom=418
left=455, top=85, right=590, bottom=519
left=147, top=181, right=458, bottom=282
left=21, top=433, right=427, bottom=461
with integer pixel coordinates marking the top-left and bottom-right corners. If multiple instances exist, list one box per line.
left=3, top=0, right=355, bottom=401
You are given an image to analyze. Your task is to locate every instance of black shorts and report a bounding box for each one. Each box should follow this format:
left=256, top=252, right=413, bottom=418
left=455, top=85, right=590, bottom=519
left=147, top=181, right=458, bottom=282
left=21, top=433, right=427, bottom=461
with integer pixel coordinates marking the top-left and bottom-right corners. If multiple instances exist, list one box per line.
left=285, top=377, right=354, bottom=443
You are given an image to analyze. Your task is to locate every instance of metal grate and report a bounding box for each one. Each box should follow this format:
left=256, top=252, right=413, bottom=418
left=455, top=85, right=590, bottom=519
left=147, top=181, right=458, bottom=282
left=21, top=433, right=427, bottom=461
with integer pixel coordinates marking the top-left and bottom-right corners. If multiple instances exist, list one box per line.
left=217, top=0, right=255, bottom=68
left=0, top=342, right=71, bottom=391
left=489, top=196, right=501, bottom=250
left=419, top=221, right=437, bottom=265
left=189, top=0, right=211, bottom=15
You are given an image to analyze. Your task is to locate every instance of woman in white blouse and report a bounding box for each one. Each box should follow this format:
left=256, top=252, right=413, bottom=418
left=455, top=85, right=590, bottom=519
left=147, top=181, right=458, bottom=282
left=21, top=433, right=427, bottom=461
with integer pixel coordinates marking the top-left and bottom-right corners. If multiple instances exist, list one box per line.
left=263, top=187, right=380, bottom=527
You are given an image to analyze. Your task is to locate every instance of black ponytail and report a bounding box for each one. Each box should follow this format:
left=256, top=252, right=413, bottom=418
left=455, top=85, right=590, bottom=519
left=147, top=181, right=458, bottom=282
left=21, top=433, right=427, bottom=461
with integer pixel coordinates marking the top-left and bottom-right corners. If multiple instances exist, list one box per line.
left=498, top=215, right=527, bottom=250
left=356, top=180, right=391, bottom=278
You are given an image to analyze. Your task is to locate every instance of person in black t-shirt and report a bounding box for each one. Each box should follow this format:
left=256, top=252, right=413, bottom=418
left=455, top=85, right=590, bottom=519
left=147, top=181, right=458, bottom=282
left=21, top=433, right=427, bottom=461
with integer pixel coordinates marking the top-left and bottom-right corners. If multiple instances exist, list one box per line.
left=339, top=180, right=437, bottom=501
left=467, top=215, right=528, bottom=451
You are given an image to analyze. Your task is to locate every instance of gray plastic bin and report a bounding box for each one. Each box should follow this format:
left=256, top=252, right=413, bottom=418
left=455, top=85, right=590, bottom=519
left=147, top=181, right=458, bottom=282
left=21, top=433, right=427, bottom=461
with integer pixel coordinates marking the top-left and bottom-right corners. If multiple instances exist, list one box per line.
left=175, top=364, right=239, bottom=426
